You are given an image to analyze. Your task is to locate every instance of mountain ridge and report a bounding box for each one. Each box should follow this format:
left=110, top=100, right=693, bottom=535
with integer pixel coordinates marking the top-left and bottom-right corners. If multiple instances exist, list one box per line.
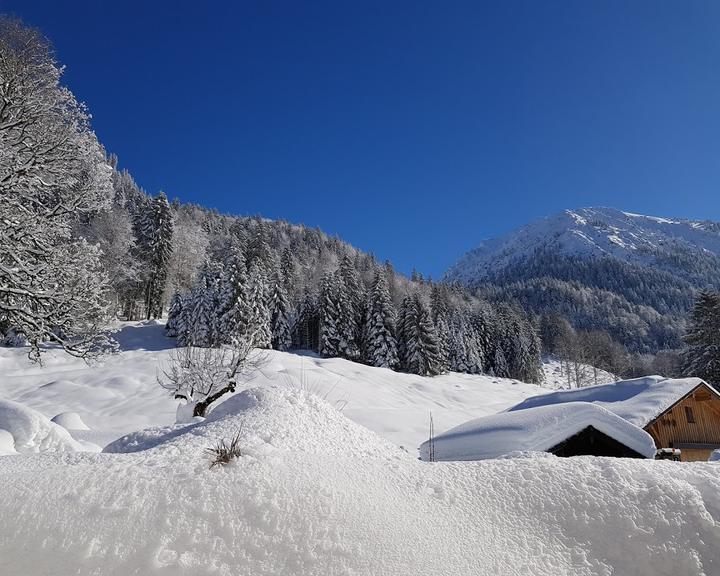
left=445, top=207, right=720, bottom=353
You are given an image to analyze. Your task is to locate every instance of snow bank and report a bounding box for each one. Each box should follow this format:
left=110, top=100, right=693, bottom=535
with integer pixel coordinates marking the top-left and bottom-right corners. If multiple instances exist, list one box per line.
left=508, top=375, right=710, bottom=427
left=0, top=399, right=84, bottom=453
left=51, top=411, right=90, bottom=430
left=419, top=401, right=657, bottom=461
left=1, top=387, right=720, bottom=575
left=0, top=429, right=16, bottom=455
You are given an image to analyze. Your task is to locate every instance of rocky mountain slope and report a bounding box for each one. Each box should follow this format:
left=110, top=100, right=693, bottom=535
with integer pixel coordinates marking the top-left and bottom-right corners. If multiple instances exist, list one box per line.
left=446, top=207, right=720, bottom=352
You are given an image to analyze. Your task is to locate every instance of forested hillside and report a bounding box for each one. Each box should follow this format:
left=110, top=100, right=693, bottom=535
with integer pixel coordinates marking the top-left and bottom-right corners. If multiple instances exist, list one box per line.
left=447, top=208, right=720, bottom=372
left=0, top=16, right=542, bottom=383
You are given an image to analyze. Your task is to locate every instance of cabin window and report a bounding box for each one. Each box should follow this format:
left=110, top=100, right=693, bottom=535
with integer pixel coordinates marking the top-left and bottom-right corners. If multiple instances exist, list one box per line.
left=685, top=406, right=696, bottom=424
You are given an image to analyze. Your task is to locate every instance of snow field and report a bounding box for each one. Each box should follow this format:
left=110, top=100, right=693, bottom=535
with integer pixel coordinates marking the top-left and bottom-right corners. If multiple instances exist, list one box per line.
left=1, top=387, right=720, bottom=575
left=1, top=321, right=548, bottom=450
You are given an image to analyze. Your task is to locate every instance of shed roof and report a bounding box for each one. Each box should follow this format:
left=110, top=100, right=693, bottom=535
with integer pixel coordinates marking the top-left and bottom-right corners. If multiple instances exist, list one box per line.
left=507, top=376, right=716, bottom=428
left=419, top=401, right=657, bottom=461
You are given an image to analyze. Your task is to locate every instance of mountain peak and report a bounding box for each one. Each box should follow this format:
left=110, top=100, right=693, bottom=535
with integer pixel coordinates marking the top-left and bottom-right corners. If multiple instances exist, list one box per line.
left=445, top=207, right=720, bottom=286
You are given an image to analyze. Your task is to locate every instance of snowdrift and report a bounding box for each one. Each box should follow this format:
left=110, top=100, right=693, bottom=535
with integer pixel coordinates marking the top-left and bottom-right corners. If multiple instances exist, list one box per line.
left=2, top=387, right=720, bottom=576
left=419, top=401, right=657, bottom=461
left=0, top=399, right=84, bottom=453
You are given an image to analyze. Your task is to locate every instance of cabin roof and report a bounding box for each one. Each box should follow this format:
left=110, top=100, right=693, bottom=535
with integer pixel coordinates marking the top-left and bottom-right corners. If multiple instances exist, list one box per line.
left=506, top=376, right=718, bottom=429
left=419, top=401, right=657, bottom=461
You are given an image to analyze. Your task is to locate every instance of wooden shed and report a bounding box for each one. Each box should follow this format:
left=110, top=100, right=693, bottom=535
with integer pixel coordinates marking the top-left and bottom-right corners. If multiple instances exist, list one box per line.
left=506, top=376, right=720, bottom=462
left=644, top=381, right=720, bottom=461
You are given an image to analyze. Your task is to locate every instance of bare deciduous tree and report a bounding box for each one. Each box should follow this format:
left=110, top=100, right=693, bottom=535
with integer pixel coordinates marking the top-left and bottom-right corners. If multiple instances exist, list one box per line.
left=158, top=339, right=265, bottom=417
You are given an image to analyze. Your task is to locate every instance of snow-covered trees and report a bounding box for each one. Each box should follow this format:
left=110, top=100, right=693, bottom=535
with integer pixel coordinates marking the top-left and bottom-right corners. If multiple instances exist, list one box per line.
left=141, top=192, right=174, bottom=319
left=362, top=269, right=398, bottom=369
left=682, top=291, right=720, bottom=384
left=397, top=294, right=443, bottom=376
left=268, top=274, right=292, bottom=351
left=0, top=17, right=114, bottom=359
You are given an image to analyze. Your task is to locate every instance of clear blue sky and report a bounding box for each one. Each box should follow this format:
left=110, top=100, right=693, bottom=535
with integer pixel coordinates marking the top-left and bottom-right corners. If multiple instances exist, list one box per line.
left=3, top=1, right=720, bottom=277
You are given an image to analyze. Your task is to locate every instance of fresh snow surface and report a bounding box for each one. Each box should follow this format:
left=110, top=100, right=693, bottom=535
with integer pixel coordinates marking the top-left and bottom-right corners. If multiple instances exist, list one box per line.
left=1, top=321, right=547, bottom=450
left=2, top=386, right=720, bottom=575
left=507, top=375, right=710, bottom=428
left=51, top=411, right=90, bottom=430
left=0, top=399, right=85, bottom=453
left=419, top=401, right=657, bottom=461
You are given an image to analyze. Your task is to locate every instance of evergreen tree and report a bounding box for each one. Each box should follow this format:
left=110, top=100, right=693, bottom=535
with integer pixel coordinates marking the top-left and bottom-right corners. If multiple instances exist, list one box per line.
left=362, top=269, right=399, bottom=369
left=339, top=253, right=365, bottom=345
left=165, top=292, right=184, bottom=337
left=319, top=272, right=342, bottom=357
left=683, top=291, right=720, bottom=383
left=269, top=274, right=292, bottom=351
left=398, top=293, right=443, bottom=376
left=247, top=261, right=271, bottom=348
left=294, top=290, right=319, bottom=351
left=187, top=264, right=219, bottom=347
left=142, top=192, right=174, bottom=319
left=217, top=250, right=250, bottom=345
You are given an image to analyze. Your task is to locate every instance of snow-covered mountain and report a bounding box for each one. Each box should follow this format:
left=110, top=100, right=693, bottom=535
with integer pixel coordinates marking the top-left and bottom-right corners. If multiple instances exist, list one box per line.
left=447, top=207, right=720, bottom=285
left=446, top=207, right=720, bottom=352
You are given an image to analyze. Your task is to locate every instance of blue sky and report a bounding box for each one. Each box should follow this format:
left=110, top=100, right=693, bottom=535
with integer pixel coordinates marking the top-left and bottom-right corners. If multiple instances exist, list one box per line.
left=3, top=1, right=720, bottom=277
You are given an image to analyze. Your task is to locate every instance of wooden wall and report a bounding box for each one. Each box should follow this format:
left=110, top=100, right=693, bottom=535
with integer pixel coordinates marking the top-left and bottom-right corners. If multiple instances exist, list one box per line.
left=645, top=384, right=720, bottom=462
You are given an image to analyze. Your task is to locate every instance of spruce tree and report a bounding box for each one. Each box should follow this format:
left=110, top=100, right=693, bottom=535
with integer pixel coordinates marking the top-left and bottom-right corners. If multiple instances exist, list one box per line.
left=362, top=269, right=399, bottom=369
left=247, top=261, right=271, bottom=348
left=269, top=274, right=292, bottom=351
left=319, top=272, right=342, bottom=357
left=142, top=191, right=174, bottom=319
left=398, top=293, right=443, bottom=376
left=683, top=291, right=720, bottom=383
left=165, top=292, right=184, bottom=337
left=217, top=250, right=250, bottom=345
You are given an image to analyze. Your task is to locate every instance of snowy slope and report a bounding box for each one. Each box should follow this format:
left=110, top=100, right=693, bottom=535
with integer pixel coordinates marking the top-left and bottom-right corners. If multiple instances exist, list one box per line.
left=446, top=207, right=720, bottom=284
left=2, top=386, right=720, bottom=576
left=1, top=321, right=546, bottom=450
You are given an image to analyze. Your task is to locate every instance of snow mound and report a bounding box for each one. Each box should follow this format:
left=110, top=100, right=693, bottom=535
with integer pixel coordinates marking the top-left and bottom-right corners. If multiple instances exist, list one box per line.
left=51, top=411, right=90, bottom=431
left=0, top=399, right=84, bottom=453
left=507, top=375, right=710, bottom=428
left=420, top=401, right=657, bottom=461
left=106, top=387, right=399, bottom=459
left=0, top=429, right=16, bottom=455
left=2, top=389, right=720, bottom=575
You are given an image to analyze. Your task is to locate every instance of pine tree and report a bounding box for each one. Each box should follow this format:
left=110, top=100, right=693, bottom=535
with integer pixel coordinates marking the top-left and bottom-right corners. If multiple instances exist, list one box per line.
left=339, top=253, right=365, bottom=346
left=247, top=261, right=271, bottom=348
left=319, top=272, right=342, bottom=357
left=269, top=274, right=292, bottom=351
left=165, top=292, right=184, bottom=337
left=217, top=250, right=251, bottom=345
left=683, top=291, right=720, bottom=383
left=142, top=192, right=174, bottom=319
left=294, top=290, right=319, bottom=351
left=398, top=293, right=443, bottom=376
left=362, top=269, right=398, bottom=369
left=188, top=264, right=219, bottom=347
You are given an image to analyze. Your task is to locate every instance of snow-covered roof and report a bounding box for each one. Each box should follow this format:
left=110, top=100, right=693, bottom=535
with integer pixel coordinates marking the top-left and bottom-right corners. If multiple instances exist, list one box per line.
left=507, top=376, right=714, bottom=428
left=419, top=401, right=657, bottom=461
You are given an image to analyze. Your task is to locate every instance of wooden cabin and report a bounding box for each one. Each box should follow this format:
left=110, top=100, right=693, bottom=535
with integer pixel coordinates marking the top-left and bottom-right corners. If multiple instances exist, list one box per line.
left=644, top=381, right=720, bottom=461
left=507, top=376, right=720, bottom=462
